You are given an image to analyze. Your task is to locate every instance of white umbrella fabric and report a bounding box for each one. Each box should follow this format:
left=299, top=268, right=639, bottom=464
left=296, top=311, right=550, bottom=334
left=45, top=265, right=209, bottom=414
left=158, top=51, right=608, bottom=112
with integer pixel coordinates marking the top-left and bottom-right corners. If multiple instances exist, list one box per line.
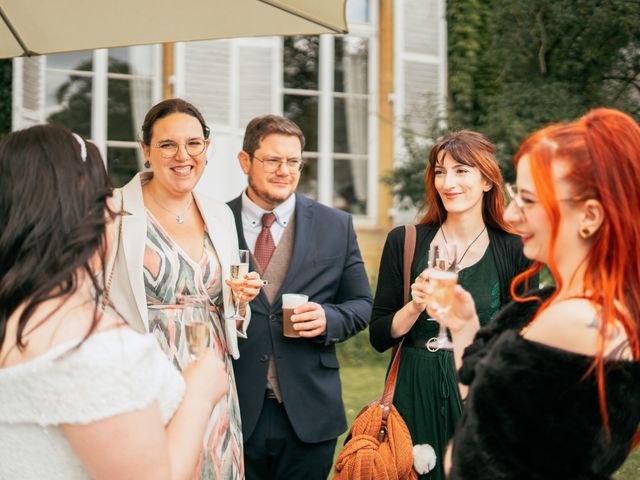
left=0, top=0, right=347, bottom=58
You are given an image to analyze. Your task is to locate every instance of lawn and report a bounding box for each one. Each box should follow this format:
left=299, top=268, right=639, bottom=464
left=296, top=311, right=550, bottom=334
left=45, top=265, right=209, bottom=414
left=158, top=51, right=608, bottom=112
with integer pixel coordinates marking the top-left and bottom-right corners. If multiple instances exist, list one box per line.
left=335, top=358, right=640, bottom=479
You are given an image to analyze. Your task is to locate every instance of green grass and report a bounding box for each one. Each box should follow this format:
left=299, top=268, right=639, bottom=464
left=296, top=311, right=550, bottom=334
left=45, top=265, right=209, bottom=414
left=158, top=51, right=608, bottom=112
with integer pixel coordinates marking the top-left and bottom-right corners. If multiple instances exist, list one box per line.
left=336, top=360, right=640, bottom=479
left=614, top=448, right=640, bottom=479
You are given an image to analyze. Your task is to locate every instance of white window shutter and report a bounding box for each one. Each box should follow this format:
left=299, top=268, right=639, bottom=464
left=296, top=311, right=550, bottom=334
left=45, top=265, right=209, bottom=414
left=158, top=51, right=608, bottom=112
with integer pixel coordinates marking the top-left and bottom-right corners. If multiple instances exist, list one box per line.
left=237, top=42, right=276, bottom=129
left=392, top=0, right=447, bottom=224
left=183, top=40, right=232, bottom=128
left=395, top=0, right=447, bottom=138
left=12, top=57, right=46, bottom=130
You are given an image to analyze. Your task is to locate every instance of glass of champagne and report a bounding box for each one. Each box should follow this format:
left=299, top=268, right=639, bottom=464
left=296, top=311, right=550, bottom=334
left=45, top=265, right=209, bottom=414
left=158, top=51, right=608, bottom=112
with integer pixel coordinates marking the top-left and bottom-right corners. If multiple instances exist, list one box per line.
left=182, top=294, right=210, bottom=361
left=229, top=249, right=250, bottom=321
left=426, top=244, right=458, bottom=351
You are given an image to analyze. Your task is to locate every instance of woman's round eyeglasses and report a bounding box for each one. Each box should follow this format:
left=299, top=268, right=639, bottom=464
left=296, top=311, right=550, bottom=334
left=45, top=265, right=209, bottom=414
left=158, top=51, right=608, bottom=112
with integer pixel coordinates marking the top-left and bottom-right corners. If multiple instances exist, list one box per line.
left=505, top=182, right=585, bottom=218
left=151, top=139, right=207, bottom=158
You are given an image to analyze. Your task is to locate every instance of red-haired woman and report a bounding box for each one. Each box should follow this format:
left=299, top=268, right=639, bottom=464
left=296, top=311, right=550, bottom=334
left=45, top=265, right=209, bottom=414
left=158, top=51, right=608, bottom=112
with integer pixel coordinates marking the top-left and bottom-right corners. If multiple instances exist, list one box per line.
left=369, top=130, right=535, bottom=479
left=439, top=109, right=640, bottom=479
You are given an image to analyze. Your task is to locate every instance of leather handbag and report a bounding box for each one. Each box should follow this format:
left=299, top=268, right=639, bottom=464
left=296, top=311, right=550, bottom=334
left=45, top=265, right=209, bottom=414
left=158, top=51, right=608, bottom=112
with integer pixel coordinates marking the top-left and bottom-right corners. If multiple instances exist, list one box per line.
left=333, top=225, right=417, bottom=480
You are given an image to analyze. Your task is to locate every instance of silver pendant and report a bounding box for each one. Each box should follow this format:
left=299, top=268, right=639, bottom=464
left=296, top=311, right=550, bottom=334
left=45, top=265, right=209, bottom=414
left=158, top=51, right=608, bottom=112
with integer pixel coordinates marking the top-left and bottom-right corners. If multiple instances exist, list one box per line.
left=177, top=216, right=185, bottom=224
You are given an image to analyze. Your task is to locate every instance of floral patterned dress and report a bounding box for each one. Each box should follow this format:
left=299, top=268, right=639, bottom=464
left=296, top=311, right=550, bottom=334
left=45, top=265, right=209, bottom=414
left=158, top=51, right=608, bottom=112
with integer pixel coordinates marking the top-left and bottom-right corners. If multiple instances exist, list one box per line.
left=143, top=210, right=243, bottom=480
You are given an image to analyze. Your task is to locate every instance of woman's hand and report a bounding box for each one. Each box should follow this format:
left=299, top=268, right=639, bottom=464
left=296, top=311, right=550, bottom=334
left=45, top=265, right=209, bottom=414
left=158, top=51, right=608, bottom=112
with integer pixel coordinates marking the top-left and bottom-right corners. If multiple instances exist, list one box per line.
left=408, top=270, right=431, bottom=314
left=426, top=284, right=480, bottom=337
left=226, top=271, right=263, bottom=307
left=182, top=348, right=228, bottom=408
left=390, top=271, right=432, bottom=338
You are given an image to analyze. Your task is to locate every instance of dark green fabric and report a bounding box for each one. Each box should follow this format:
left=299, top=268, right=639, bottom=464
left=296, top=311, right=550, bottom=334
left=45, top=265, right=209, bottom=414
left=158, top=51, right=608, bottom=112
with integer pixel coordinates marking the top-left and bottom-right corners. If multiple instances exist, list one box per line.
left=393, top=248, right=500, bottom=480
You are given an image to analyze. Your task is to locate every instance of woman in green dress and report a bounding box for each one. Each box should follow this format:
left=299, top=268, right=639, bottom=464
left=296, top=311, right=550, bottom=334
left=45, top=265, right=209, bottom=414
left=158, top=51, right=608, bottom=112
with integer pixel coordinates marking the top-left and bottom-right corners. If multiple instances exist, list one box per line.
left=369, top=130, right=536, bottom=480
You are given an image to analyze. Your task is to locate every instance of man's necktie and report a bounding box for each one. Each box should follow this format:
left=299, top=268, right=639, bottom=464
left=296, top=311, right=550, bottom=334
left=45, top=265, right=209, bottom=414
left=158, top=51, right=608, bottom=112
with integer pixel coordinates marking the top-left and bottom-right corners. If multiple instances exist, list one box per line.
left=254, top=212, right=277, bottom=271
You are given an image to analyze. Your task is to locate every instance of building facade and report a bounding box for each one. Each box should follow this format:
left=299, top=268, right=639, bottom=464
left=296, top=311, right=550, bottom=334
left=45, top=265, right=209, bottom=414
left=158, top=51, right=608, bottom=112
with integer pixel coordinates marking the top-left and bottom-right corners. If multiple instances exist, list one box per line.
left=11, top=0, right=446, bottom=275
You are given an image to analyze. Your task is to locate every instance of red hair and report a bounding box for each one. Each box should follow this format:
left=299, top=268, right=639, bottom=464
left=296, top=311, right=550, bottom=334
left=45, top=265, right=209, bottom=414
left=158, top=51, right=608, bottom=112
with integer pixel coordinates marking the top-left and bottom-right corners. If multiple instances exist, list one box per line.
left=419, top=130, right=511, bottom=232
left=511, top=108, right=640, bottom=446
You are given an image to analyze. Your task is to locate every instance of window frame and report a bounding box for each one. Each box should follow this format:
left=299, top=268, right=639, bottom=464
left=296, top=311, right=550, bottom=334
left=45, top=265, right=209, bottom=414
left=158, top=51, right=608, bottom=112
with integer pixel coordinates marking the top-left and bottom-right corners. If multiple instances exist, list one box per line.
left=280, top=0, right=379, bottom=225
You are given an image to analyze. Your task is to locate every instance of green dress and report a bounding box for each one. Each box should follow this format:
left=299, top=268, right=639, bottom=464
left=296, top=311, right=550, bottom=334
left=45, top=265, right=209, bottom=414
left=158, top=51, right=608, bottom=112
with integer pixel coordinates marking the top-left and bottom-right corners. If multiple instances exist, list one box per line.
left=393, top=247, right=501, bottom=480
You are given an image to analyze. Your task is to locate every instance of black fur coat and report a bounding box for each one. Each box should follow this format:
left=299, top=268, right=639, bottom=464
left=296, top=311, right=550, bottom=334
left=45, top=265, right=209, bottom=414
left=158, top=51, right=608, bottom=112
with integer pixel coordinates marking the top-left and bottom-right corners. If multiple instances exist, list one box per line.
left=449, top=288, right=640, bottom=480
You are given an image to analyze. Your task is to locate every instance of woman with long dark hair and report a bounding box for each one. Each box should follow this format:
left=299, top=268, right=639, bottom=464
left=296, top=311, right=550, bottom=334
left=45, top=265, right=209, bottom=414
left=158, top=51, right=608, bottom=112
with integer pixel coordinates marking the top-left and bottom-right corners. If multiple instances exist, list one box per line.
left=369, top=131, right=534, bottom=479
left=0, top=125, right=227, bottom=479
left=439, top=109, right=640, bottom=479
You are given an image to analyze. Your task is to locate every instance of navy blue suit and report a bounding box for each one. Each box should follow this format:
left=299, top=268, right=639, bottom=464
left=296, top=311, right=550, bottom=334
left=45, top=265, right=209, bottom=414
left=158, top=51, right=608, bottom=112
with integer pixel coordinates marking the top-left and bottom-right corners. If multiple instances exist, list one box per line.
left=228, top=193, right=372, bottom=476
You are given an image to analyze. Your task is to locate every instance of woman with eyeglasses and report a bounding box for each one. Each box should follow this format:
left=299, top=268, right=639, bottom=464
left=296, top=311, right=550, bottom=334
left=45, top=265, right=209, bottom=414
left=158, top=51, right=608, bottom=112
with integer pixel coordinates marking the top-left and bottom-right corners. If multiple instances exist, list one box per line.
left=369, top=130, right=535, bottom=479
left=108, top=98, right=263, bottom=479
left=0, top=124, right=228, bottom=479
left=437, top=109, right=640, bottom=479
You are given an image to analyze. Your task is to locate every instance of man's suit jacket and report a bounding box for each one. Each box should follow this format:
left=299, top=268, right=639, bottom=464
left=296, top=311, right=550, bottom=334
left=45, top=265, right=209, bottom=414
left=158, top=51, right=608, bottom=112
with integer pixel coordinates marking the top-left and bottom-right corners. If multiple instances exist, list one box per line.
left=108, top=172, right=249, bottom=359
left=228, top=192, right=373, bottom=443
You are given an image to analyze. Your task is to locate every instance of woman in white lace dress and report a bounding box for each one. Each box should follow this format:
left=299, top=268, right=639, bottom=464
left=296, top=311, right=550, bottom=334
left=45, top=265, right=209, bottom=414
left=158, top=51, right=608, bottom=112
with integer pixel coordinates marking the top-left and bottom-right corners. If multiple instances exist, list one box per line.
left=0, top=125, right=227, bottom=480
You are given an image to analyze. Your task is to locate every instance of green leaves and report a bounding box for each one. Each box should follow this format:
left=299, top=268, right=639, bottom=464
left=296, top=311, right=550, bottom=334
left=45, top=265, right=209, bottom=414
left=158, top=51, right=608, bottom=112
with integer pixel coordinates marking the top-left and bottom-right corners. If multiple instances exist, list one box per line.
left=387, top=0, right=640, bottom=208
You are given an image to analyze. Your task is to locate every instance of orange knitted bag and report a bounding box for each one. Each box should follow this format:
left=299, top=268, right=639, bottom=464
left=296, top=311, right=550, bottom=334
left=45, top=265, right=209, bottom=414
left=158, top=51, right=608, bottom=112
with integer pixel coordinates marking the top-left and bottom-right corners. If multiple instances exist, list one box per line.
left=334, top=225, right=417, bottom=480
left=333, top=346, right=417, bottom=480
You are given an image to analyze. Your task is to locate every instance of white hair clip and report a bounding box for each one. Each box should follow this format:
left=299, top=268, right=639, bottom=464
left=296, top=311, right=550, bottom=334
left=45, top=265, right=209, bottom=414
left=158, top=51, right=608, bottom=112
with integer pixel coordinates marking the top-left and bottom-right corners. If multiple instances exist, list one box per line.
left=72, top=133, right=87, bottom=162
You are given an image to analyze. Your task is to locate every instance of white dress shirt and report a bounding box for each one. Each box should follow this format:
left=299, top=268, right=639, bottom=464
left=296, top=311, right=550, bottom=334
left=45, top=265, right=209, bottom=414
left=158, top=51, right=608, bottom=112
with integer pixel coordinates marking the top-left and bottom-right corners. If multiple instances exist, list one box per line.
left=241, top=190, right=296, bottom=253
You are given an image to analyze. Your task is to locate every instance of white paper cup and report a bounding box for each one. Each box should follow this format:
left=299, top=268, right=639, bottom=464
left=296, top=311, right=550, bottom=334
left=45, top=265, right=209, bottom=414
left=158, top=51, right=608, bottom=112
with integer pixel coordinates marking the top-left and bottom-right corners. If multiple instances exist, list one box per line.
left=282, top=293, right=309, bottom=337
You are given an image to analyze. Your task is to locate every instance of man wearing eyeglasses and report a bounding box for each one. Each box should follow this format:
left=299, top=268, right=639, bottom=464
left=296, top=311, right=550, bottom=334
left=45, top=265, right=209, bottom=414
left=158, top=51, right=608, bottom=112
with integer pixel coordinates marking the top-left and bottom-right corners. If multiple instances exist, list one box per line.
left=227, top=115, right=373, bottom=479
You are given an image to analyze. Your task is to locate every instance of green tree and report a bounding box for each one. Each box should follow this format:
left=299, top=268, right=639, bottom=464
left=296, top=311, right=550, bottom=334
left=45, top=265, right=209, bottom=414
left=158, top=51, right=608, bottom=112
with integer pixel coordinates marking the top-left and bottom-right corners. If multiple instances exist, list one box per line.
left=388, top=0, right=640, bottom=204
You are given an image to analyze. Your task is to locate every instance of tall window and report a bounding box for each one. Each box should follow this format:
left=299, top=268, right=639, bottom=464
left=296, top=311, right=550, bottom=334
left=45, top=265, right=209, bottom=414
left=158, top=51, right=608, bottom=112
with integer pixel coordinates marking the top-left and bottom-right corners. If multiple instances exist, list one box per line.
left=282, top=0, right=376, bottom=218
left=44, top=46, right=160, bottom=186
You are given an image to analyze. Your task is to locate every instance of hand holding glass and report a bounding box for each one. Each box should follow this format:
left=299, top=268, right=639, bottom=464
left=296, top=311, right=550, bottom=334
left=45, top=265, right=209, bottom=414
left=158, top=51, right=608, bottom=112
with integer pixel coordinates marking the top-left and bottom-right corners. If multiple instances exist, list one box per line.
left=426, top=244, right=458, bottom=351
left=229, top=249, right=249, bottom=322
left=182, top=295, right=210, bottom=360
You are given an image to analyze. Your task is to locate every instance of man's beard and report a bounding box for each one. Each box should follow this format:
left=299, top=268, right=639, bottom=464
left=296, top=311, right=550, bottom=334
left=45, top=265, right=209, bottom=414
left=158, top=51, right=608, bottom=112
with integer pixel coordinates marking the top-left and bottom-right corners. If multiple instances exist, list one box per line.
left=247, top=178, right=294, bottom=208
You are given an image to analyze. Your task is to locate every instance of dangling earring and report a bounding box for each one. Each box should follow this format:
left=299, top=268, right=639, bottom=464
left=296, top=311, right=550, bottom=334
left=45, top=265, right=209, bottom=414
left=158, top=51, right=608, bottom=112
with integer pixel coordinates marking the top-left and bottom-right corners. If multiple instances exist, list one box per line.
left=144, top=161, right=151, bottom=169
left=579, top=227, right=591, bottom=239
left=206, top=159, right=209, bottom=165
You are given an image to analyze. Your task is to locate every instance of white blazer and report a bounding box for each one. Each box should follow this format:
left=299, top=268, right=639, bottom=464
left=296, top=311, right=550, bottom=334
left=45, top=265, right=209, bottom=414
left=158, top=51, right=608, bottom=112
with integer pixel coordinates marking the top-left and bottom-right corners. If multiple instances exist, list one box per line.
left=107, top=172, right=249, bottom=359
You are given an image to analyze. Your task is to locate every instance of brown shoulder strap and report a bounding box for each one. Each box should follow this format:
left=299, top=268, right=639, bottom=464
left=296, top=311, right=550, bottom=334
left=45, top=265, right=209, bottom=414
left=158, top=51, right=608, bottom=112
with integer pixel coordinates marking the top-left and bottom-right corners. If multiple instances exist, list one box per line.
left=382, top=224, right=417, bottom=409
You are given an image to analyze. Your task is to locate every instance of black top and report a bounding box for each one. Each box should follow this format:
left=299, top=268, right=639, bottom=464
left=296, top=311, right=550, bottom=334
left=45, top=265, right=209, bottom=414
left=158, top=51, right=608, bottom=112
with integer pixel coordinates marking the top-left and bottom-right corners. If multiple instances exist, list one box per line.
left=369, top=223, right=535, bottom=352
left=451, top=288, right=640, bottom=480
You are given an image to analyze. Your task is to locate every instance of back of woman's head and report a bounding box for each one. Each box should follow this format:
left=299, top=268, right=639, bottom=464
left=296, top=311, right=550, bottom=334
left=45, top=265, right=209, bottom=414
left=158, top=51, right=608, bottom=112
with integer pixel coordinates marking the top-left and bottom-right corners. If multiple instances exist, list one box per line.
left=0, top=124, right=112, bottom=349
left=419, top=130, right=510, bottom=231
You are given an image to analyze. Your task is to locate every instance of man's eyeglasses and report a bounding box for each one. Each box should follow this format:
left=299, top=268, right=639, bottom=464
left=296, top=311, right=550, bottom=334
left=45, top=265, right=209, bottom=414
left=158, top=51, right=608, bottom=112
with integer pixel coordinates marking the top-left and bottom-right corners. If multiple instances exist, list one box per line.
left=253, top=155, right=304, bottom=173
left=151, top=139, right=207, bottom=158
left=505, top=182, right=585, bottom=216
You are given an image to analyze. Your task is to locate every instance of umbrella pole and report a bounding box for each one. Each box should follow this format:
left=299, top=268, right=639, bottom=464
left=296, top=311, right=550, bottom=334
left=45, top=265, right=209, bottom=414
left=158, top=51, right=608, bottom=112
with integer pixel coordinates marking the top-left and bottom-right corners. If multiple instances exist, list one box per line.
left=0, top=7, right=30, bottom=56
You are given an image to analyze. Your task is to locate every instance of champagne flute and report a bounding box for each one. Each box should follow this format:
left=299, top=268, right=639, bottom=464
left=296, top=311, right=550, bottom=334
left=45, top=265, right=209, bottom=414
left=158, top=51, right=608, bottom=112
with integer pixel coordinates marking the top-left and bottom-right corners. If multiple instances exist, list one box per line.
left=182, top=294, right=210, bottom=360
left=426, top=244, right=458, bottom=351
left=229, top=249, right=249, bottom=321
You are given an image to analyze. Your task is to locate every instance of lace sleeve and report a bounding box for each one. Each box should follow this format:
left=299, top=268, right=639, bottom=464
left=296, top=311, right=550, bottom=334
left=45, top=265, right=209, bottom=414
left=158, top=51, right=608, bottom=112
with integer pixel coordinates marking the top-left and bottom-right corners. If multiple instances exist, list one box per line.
left=0, top=330, right=184, bottom=426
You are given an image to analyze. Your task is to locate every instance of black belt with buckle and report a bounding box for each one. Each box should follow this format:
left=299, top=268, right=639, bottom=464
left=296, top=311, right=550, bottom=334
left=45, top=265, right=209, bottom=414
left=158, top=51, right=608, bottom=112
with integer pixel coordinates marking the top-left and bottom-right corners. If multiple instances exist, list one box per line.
left=402, top=336, right=443, bottom=353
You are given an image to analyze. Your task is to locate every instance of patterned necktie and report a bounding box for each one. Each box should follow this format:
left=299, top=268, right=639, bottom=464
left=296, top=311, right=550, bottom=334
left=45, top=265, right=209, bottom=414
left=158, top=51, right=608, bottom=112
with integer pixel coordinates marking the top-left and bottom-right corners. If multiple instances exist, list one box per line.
left=254, top=212, right=277, bottom=271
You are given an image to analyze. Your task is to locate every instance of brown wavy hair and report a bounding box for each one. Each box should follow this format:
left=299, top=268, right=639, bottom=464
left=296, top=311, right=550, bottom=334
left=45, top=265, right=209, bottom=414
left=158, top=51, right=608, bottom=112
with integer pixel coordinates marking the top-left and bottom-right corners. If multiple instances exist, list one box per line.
left=418, top=130, right=511, bottom=232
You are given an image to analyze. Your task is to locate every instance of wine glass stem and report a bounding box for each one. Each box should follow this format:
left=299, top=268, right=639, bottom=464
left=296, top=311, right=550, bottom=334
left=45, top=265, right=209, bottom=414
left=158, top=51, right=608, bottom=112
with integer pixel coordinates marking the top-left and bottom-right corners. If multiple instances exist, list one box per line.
left=234, top=296, right=242, bottom=318
left=438, top=323, right=448, bottom=340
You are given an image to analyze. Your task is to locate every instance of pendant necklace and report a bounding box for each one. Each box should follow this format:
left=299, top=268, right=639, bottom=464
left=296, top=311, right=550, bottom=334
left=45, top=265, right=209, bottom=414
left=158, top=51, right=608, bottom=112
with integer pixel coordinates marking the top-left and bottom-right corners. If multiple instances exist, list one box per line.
left=441, top=225, right=487, bottom=270
left=149, top=192, right=193, bottom=224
